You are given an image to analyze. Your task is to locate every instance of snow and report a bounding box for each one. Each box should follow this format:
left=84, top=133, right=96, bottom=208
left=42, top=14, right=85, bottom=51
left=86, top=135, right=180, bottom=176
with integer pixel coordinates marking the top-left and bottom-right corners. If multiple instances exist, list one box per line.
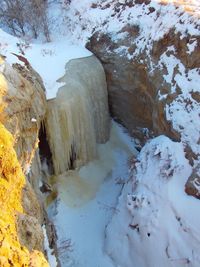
left=187, top=39, right=197, bottom=54
left=158, top=51, right=199, bottom=96
left=46, top=122, right=137, bottom=267
left=24, top=42, right=91, bottom=99
left=63, top=0, right=200, bottom=51
left=31, top=118, right=37, bottom=122
left=0, top=29, right=91, bottom=99
left=42, top=225, right=57, bottom=267
left=157, top=49, right=200, bottom=156
left=106, top=136, right=200, bottom=267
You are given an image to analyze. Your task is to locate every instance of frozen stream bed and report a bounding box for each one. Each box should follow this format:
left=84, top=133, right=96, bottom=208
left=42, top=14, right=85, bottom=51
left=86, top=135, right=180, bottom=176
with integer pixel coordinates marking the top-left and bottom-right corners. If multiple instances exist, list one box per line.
left=46, top=122, right=137, bottom=267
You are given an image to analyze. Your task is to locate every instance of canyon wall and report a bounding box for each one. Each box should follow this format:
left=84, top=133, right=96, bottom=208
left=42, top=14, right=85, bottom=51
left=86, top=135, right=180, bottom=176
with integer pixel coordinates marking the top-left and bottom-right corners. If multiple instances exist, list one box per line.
left=0, top=62, right=49, bottom=266
left=84, top=1, right=200, bottom=198
left=0, top=122, right=49, bottom=267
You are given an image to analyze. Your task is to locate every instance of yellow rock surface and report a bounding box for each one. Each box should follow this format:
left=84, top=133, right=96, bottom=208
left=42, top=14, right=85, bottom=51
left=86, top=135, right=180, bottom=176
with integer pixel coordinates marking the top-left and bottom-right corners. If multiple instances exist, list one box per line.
left=0, top=73, right=49, bottom=266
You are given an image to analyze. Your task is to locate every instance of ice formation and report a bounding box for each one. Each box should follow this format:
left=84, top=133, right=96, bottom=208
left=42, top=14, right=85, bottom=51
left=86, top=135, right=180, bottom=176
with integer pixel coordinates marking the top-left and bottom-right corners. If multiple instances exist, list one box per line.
left=46, top=55, right=110, bottom=174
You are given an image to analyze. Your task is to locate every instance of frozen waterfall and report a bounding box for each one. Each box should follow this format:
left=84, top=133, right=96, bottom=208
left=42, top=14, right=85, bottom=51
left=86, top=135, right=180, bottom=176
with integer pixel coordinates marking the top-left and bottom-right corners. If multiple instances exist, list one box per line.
left=45, top=55, right=110, bottom=175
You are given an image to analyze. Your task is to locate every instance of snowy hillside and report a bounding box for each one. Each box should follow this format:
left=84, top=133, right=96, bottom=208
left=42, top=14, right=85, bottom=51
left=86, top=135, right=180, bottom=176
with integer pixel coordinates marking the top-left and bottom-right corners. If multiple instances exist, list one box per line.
left=106, top=136, right=200, bottom=267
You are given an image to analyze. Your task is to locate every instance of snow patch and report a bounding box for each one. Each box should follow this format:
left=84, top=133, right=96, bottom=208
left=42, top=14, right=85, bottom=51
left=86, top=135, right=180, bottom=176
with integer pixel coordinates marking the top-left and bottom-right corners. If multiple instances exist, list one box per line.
left=42, top=225, right=57, bottom=267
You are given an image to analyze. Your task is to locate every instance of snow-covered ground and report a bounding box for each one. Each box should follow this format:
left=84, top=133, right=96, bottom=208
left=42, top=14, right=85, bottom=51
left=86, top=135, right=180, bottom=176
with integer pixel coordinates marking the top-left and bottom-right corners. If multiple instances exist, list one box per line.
left=46, top=122, right=137, bottom=267
left=62, top=0, right=200, bottom=47
left=106, top=136, right=200, bottom=267
left=0, top=29, right=91, bottom=99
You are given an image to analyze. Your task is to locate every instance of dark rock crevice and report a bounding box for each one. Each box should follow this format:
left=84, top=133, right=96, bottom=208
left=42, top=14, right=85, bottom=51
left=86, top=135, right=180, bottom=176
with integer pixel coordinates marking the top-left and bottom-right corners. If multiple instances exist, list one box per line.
left=38, top=123, right=54, bottom=176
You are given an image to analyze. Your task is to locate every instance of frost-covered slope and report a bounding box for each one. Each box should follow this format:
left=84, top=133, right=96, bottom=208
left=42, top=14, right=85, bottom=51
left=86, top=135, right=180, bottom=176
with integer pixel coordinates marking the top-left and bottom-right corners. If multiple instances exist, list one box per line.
left=106, top=136, right=200, bottom=267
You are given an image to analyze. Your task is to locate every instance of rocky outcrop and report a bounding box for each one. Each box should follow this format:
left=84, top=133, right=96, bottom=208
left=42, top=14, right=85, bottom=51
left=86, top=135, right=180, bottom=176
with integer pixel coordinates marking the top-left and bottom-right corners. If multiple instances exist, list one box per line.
left=0, top=59, right=49, bottom=265
left=87, top=32, right=181, bottom=143
left=87, top=28, right=200, bottom=143
left=17, top=213, right=45, bottom=252
left=0, top=120, right=48, bottom=266
left=1, top=59, right=46, bottom=174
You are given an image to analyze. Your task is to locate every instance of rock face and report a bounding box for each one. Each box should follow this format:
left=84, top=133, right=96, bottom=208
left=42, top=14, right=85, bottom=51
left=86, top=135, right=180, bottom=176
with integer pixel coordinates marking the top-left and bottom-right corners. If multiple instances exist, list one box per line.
left=1, top=61, right=46, bottom=173
left=84, top=1, right=200, bottom=198
left=46, top=55, right=110, bottom=175
left=0, top=117, right=48, bottom=266
left=87, top=32, right=182, bottom=143
left=17, top=213, right=45, bottom=252
left=0, top=59, right=49, bottom=266
left=86, top=28, right=200, bottom=144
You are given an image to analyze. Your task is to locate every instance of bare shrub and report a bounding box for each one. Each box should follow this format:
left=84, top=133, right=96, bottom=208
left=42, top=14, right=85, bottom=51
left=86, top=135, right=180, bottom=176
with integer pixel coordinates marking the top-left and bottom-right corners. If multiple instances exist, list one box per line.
left=0, top=0, right=51, bottom=42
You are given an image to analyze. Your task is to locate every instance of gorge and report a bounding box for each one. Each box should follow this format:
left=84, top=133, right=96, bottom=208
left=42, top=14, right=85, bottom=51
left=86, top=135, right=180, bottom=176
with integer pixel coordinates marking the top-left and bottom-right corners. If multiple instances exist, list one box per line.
left=0, top=0, right=200, bottom=267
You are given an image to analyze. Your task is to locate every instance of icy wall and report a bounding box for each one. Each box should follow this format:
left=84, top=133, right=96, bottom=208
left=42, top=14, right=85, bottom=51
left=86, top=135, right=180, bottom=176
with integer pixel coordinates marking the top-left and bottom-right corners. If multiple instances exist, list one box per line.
left=46, top=55, right=110, bottom=175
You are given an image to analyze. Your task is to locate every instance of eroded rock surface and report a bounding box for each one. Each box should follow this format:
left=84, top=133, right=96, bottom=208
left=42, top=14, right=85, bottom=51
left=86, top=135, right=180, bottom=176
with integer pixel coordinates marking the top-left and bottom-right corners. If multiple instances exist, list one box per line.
left=87, top=32, right=182, bottom=143
left=1, top=60, right=46, bottom=173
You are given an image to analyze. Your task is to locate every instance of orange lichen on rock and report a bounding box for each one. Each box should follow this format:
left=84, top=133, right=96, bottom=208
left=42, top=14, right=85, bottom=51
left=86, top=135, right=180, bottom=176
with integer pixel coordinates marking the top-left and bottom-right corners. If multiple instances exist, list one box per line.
left=0, top=74, right=49, bottom=266
left=0, top=123, right=49, bottom=266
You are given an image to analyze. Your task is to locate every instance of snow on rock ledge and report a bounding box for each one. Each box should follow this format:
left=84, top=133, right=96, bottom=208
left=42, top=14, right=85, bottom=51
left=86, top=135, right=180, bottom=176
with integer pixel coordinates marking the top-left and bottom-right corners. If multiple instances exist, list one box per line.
left=106, top=136, right=200, bottom=267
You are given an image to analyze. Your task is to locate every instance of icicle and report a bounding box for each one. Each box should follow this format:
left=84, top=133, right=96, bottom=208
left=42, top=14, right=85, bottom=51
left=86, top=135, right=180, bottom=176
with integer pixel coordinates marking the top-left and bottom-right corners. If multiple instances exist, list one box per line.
left=46, top=56, right=110, bottom=175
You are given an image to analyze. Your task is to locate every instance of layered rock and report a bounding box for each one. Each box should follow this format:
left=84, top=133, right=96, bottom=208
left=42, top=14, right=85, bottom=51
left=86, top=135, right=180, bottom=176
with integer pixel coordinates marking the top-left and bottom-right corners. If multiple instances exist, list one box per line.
left=0, top=123, right=49, bottom=266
